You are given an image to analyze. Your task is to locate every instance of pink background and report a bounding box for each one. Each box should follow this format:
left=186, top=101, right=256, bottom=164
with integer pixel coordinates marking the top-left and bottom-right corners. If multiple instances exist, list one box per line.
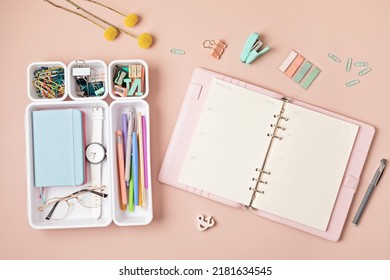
left=1, top=0, right=389, bottom=259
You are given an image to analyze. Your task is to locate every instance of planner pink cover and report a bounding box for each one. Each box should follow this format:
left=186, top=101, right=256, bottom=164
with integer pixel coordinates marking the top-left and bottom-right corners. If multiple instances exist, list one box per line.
left=158, top=68, right=375, bottom=241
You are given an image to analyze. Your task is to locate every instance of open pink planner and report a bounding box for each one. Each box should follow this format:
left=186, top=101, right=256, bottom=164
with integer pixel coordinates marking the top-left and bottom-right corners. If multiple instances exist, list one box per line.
left=159, top=68, right=375, bottom=241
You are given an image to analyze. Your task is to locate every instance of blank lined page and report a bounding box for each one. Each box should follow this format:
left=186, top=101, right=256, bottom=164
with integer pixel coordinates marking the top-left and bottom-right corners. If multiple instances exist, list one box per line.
left=252, top=102, right=359, bottom=231
left=179, top=79, right=283, bottom=205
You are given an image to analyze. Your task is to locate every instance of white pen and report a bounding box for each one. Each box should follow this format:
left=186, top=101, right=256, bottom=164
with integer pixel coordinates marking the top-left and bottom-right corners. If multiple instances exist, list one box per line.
left=125, top=107, right=136, bottom=183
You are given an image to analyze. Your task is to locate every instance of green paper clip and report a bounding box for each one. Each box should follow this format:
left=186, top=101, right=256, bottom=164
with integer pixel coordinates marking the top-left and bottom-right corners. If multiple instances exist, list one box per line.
left=358, top=67, right=372, bottom=76
left=346, top=58, right=352, bottom=72
left=346, top=79, right=360, bottom=87
left=354, top=62, right=369, bottom=67
left=328, top=53, right=341, bottom=63
left=171, top=49, right=185, bottom=55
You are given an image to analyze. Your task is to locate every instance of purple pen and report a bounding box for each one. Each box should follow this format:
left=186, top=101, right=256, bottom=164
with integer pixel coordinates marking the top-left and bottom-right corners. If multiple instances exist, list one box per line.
left=122, top=113, right=128, bottom=164
left=142, top=115, right=149, bottom=189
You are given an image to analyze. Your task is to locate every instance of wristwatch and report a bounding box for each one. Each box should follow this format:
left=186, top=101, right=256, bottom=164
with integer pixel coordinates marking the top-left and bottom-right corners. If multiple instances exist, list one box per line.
left=85, top=107, right=106, bottom=219
left=85, top=142, right=105, bottom=164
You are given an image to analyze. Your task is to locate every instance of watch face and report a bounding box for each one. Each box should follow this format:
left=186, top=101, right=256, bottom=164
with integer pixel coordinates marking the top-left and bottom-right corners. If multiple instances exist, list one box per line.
left=86, top=143, right=106, bottom=164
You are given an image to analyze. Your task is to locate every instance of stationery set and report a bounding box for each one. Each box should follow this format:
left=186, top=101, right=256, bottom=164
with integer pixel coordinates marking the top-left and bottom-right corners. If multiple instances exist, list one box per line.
left=26, top=60, right=376, bottom=240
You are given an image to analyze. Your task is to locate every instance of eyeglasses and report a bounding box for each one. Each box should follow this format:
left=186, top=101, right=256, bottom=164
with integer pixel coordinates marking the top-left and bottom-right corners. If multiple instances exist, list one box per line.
left=38, top=185, right=108, bottom=220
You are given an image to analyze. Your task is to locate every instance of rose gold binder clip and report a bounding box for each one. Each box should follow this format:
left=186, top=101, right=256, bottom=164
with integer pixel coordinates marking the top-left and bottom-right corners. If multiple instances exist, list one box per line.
left=203, top=39, right=227, bottom=59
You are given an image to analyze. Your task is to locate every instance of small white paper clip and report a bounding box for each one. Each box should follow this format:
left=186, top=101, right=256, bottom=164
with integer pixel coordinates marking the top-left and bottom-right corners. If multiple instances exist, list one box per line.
left=196, top=214, right=215, bottom=231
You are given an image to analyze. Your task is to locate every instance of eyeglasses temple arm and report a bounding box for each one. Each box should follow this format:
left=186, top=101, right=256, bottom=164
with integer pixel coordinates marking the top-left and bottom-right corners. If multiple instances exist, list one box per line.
left=89, top=190, right=108, bottom=198
left=45, top=201, right=60, bottom=220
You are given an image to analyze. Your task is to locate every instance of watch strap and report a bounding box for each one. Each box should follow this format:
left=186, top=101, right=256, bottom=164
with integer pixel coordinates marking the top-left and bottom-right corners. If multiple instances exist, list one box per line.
left=91, top=108, right=103, bottom=143
left=91, top=162, right=102, bottom=219
left=90, top=107, right=104, bottom=220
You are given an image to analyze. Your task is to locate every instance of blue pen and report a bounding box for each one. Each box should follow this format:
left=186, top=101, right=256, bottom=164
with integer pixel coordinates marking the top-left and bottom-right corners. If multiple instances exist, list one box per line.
left=132, top=131, right=139, bottom=206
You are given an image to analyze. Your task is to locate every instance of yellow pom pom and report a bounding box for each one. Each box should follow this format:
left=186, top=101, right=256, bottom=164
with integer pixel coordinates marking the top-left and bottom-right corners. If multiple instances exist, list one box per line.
left=138, top=33, right=153, bottom=49
left=124, top=14, right=138, bottom=27
left=104, top=26, right=118, bottom=41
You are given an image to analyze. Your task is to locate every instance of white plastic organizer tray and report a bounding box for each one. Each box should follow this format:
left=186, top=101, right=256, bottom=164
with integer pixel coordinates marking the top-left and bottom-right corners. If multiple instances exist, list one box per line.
left=109, top=100, right=153, bottom=226
left=25, top=100, right=112, bottom=229
left=108, top=59, right=149, bottom=100
left=25, top=59, right=152, bottom=229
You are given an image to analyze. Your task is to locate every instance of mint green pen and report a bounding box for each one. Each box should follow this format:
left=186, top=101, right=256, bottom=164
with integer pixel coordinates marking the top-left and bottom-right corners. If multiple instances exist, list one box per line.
left=128, top=168, right=134, bottom=212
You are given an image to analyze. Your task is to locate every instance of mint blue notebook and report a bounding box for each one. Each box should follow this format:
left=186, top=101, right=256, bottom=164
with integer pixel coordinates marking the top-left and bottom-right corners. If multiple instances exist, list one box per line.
left=32, top=109, right=85, bottom=187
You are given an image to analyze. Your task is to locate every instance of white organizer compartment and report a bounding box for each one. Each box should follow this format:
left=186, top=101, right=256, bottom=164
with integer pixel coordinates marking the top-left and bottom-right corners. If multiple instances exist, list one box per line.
left=108, top=59, right=149, bottom=100
left=109, top=100, right=153, bottom=226
left=67, top=59, right=108, bottom=101
left=27, top=61, right=68, bottom=102
left=25, top=59, right=153, bottom=229
left=25, top=101, right=112, bottom=229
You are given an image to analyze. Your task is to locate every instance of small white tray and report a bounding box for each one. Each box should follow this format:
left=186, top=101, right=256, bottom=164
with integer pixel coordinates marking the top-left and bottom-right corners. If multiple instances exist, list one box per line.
left=67, top=59, right=109, bottom=101
left=109, top=100, right=153, bottom=226
left=27, top=61, right=68, bottom=102
left=108, top=59, right=149, bottom=100
left=25, top=101, right=112, bottom=229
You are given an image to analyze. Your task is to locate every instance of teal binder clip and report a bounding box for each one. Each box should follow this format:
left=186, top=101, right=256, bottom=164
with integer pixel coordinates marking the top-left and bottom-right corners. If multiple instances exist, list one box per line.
left=240, top=32, right=271, bottom=64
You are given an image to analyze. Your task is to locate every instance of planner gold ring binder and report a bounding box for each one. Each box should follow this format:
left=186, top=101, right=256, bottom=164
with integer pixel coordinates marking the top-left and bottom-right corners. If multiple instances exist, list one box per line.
left=270, top=124, right=286, bottom=130
left=267, top=133, right=283, bottom=140
left=247, top=97, right=291, bottom=209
